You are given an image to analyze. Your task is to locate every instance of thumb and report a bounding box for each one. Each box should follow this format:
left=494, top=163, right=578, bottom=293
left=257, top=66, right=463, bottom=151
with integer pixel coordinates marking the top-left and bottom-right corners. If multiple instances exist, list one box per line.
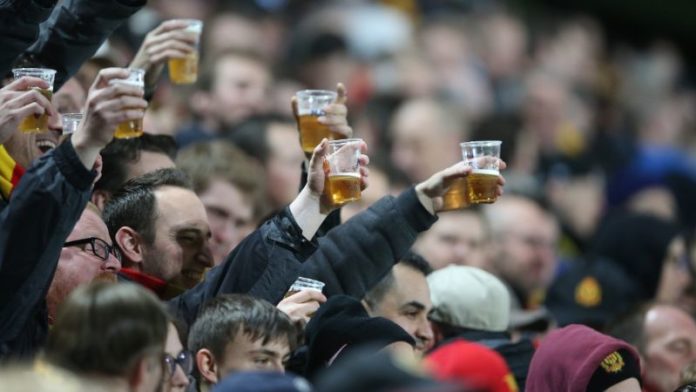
left=335, top=82, right=347, bottom=105
left=309, top=138, right=329, bottom=173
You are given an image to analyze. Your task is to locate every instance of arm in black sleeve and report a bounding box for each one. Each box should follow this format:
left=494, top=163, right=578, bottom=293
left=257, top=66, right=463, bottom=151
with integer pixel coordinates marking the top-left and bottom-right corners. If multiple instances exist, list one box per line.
left=0, top=140, right=95, bottom=343
left=293, top=187, right=437, bottom=302
left=26, top=0, right=145, bottom=89
left=0, top=0, right=57, bottom=75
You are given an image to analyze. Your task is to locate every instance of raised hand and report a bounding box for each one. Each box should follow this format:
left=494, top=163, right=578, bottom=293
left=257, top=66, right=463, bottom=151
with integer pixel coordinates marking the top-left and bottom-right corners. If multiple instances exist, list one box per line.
left=0, top=77, right=56, bottom=144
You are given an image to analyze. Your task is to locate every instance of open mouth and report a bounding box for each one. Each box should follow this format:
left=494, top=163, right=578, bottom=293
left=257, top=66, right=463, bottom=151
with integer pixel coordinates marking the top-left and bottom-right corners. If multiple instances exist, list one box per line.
left=35, top=139, right=57, bottom=154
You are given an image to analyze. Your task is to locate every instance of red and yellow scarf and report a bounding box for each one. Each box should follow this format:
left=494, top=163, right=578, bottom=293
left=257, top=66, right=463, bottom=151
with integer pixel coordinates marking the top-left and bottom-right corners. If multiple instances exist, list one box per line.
left=0, top=145, right=25, bottom=200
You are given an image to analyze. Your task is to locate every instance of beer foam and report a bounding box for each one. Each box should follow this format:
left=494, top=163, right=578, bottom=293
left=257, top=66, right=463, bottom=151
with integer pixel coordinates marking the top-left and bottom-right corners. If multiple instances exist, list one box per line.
left=470, top=168, right=499, bottom=176
left=330, top=172, right=361, bottom=178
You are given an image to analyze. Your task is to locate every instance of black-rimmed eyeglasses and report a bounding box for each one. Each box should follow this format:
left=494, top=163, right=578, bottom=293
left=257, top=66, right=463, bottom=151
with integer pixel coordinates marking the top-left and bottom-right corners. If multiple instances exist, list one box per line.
left=164, top=350, right=193, bottom=379
left=63, top=237, right=122, bottom=262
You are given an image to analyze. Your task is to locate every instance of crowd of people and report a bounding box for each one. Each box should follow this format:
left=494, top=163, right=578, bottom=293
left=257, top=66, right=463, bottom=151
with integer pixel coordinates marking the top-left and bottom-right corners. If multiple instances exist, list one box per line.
left=1, top=0, right=696, bottom=391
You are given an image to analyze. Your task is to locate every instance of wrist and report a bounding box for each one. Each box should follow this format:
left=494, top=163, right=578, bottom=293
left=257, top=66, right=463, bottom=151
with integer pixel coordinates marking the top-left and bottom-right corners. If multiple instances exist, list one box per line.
left=415, top=183, right=436, bottom=215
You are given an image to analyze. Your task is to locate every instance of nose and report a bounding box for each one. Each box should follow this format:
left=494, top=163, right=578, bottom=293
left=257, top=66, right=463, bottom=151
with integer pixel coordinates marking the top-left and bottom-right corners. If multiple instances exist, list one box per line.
left=103, top=253, right=121, bottom=272
left=416, top=316, right=435, bottom=349
left=172, top=363, right=190, bottom=388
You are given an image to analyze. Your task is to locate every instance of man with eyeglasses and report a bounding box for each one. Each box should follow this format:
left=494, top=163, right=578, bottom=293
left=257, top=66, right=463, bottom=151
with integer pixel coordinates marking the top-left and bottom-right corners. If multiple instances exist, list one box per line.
left=162, top=322, right=193, bottom=392
left=46, top=202, right=121, bottom=323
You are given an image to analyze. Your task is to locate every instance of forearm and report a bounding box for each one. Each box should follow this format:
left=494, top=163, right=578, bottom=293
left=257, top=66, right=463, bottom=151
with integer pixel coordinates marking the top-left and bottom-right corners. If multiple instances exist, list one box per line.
left=289, top=187, right=328, bottom=241
left=27, top=0, right=145, bottom=88
left=0, top=0, right=57, bottom=75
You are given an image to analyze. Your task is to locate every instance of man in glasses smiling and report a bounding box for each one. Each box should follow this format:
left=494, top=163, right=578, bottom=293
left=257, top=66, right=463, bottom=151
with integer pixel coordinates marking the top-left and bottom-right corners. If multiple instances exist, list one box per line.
left=46, top=203, right=121, bottom=323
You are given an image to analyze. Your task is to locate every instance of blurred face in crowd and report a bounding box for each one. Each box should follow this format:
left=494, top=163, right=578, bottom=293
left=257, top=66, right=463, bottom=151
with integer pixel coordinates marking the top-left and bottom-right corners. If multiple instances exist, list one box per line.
left=162, top=323, right=190, bottom=392
left=265, top=122, right=304, bottom=209
left=211, top=54, right=271, bottom=127
left=642, top=305, right=696, bottom=392
left=366, top=264, right=434, bottom=353
left=199, top=179, right=254, bottom=264
left=414, top=211, right=490, bottom=271
left=487, top=197, right=558, bottom=297
left=145, top=186, right=213, bottom=288
left=48, top=207, right=120, bottom=320
left=341, top=167, right=390, bottom=221
left=390, top=99, right=462, bottom=183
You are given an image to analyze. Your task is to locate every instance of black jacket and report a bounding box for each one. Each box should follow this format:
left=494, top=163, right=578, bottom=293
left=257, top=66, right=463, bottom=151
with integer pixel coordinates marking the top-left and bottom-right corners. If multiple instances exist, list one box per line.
left=0, top=141, right=96, bottom=360
left=169, top=188, right=436, bottom=328
left=0, top=0, right=56, bottom=75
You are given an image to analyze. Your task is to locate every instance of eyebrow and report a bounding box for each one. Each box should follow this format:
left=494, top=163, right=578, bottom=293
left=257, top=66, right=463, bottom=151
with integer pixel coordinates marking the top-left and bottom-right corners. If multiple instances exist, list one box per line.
left=400, top=301, right=426, bottom=311
left=247, top=349, right=281, bottom=358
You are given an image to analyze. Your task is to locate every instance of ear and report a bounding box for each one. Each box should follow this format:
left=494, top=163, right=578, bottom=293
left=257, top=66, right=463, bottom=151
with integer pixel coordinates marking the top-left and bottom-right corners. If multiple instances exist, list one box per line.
left=127, top=355, right=159, bottom=392
left=196, top=348, right=219, bottom=385
left=115, top=226, right=145, bottom=268
left=91, top=190, right=110, bottom=211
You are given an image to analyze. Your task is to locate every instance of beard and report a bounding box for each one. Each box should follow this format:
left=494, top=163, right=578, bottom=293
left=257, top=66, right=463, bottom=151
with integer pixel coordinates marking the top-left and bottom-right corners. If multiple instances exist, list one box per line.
left=92, top=271, right=118, bottom=283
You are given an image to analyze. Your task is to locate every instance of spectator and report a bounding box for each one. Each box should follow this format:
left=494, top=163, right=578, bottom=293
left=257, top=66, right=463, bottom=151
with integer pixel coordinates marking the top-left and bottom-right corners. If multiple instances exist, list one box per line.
left=45, top=281, right=170, bottom=392
left=608, top=303, right=696, bottom=392
left=362, top=252, right=435, bottom=353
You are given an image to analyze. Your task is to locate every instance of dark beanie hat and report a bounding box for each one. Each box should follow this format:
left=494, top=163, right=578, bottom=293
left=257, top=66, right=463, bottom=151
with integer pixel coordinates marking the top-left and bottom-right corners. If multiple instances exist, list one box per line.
left=591, top=211, right=680, bottom=298
left=527, top=324, right=641, bottom=392
left=304, top=295, right=415, bottom=379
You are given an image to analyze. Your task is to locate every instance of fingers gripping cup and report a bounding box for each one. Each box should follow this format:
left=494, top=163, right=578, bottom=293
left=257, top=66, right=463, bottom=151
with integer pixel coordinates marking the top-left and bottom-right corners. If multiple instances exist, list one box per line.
left=462, top=140, right=502, bottom=204
left=109, top=68, right=146, bottom=139
left=324, top=139, right=362, bottom=207
left=12, top=68, right=56, bottom=133
left=168, top=19, right=203, bottom=84
left=285, top=277, right=326, bottom=298
left=295, top=90, right=339, bottom=157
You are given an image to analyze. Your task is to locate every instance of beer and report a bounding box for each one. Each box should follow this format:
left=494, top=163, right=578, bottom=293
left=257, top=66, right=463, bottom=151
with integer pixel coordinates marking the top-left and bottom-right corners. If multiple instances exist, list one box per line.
left=114, top=117, right=144, bottom=139
left=298, top=114, right=343, bottom=156
left=19, top=88, right=53, bottom=133
left=325, top=173, right=361, bottom=206
left=168, top=53, right=199, bottom=84
left=466, top=169, right=499, bottom=204
left=441, top=177, right=470, bottom=211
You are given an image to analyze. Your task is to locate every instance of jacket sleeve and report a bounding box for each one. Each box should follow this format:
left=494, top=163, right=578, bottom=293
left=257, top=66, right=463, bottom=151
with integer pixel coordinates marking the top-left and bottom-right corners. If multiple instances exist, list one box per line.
left=0, top=0, right=57, bottom=75
left=0, top=141, right=95, bottom=341
left=168, top=188, right=437, bottom=327
left=291, top=187, right=437, bottom=302
left=26, top=0, right=145, bottom=89
left=168, top=208, right=316, bottom=327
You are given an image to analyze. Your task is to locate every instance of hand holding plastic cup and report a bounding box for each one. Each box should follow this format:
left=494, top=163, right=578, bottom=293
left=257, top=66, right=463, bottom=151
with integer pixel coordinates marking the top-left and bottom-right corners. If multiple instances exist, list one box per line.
left=441, top=140, right=502, bottom=210
left=109, top=68, right=145, bottom=139
left=12, top=68, right=56, bottom=133
left=285, top=277, right=326, bottom=298
left=167, top=19, right=203, bottom=84
left=323, top=138, right=363, bottom=207
left=295, top=90, right=341, bottom=157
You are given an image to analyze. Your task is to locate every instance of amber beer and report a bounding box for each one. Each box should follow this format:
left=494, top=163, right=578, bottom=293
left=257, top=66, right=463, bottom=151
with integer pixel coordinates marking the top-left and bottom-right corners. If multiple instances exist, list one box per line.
left=325, top=173, right=361, bottom=205
left=168, top=53, right=199, bottom=84
left=441, top=177, right=470, bottom=211
left=298, top=113, right=338, bottom=156
left=466, top=169, right=499, bottom=204
left=19, top=88, right=53, bottom=133
left=113, top=81, right=144, bottom=139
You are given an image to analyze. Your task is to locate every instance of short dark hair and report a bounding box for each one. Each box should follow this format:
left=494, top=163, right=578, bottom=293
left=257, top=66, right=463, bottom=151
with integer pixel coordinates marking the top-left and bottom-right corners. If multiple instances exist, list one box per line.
left=227, top=113, right=295, bottom=165
left=94, top=133, right=177, bottom=195
left=363, top=251, right=432, bottom=309
left=605, top=302, right=653, bottom=354
left=188, top=294, right=298, bottom=363
left=103, top=168, right=192, bottom=245
left=45, top=282, right=169, bottom=377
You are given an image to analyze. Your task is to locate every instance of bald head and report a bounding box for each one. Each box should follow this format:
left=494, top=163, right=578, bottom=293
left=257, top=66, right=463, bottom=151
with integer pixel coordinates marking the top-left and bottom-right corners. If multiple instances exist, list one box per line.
left=390, top=98, right=465, bottom=183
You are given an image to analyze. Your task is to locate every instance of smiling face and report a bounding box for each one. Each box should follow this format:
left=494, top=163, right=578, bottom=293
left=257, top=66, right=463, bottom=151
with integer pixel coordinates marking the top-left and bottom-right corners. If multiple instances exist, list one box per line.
left=143, top=186, right=213, bottom=287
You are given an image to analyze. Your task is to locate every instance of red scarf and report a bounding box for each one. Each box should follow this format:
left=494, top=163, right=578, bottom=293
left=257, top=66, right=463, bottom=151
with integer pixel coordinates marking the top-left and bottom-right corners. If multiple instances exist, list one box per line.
left=119, top=268, right=167, bottom=297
